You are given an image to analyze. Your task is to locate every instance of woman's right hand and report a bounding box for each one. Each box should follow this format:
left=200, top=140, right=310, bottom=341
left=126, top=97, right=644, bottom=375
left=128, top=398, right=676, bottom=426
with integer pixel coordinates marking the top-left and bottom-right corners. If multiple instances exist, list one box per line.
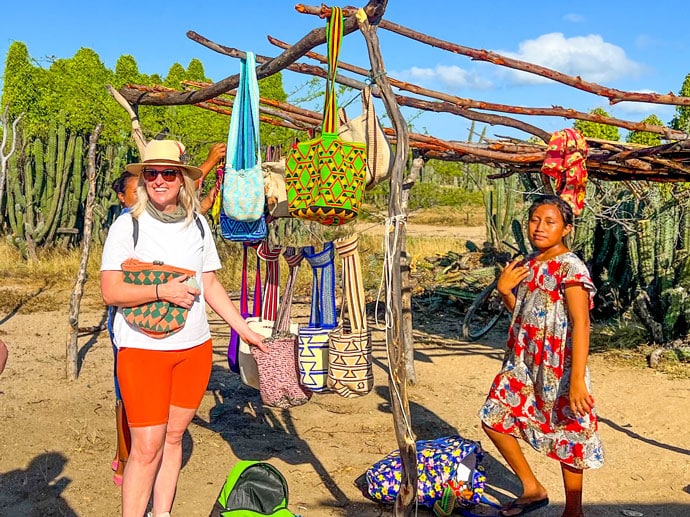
left=496, top=258, right=529, bottom=296
left=158, top=276, right=200, bottom=309
left=241, top=327, right=269, bottom=354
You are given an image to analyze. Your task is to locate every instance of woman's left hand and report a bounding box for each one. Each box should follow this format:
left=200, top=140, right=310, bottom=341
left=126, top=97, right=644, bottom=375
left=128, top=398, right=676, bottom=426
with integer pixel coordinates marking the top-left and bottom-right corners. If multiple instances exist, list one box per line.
left=569, top=378, right=595, bottom=417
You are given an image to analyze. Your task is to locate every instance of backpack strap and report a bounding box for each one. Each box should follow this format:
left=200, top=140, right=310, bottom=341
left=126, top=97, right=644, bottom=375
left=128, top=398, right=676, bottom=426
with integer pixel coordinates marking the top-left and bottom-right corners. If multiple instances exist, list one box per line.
left=302, top=242, right=337, bottom=329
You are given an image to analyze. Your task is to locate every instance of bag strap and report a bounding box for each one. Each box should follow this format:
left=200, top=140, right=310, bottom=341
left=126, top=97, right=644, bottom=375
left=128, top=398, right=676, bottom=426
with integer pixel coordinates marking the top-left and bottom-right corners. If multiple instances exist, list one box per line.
left=322, top=6, right=343, bottom=137
left=251, top=245, right=262, bottom=318
left=302, top=242, right=337, bottom=329
left=272, top=247, right=303, bottom=336
left=239, top=244, right=249, bottom=315
left=335, top=235, right=367, bottom=332
left=257, top=241, right=282, bottom=321
left=226, top=51, right=261, bottom=171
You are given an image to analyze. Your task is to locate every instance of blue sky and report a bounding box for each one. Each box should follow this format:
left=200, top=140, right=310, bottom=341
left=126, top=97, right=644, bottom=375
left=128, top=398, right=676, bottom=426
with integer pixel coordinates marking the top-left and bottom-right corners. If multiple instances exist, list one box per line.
left=1, top=1, right=687, bottom=141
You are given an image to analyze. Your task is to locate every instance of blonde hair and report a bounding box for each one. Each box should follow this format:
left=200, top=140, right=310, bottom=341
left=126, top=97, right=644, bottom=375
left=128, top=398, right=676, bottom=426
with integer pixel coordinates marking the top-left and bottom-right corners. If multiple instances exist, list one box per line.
left=131, top=170, right=200, bottom=225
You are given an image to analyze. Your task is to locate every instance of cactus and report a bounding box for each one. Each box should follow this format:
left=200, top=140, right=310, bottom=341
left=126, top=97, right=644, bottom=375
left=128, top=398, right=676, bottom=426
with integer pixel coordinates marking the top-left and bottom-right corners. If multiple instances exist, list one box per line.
left=2, top=123, right=133, bottom=255
left=484, top=174, right=521, bottom=252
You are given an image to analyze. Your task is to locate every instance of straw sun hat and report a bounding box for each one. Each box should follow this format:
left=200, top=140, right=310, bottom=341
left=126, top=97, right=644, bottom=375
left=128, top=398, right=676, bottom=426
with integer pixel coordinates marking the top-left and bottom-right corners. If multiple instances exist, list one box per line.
left=125, top=140, right=203, bottom=181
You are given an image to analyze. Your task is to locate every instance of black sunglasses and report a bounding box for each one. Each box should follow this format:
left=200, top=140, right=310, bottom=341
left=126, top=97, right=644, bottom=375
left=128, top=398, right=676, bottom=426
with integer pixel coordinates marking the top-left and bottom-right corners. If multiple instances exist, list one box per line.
left=142, top=168, right=180, bottom=182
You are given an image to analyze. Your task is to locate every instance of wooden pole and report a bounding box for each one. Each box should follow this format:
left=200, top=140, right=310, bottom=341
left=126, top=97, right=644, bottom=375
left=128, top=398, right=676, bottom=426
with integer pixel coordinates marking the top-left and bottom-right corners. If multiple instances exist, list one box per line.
left=357, top=10, right=417, bottom=516
left=66, top=124, right=102, bottom=380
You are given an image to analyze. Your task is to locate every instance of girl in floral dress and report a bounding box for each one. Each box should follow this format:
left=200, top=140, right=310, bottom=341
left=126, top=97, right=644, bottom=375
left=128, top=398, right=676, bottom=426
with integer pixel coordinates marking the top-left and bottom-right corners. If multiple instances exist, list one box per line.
left=479, top=196, right=603, bottom=517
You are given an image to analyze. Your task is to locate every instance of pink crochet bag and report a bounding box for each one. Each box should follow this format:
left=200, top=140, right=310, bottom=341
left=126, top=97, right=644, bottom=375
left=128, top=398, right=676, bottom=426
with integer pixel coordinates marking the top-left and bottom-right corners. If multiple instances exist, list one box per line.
left=251, top=248, right=311, bottom=408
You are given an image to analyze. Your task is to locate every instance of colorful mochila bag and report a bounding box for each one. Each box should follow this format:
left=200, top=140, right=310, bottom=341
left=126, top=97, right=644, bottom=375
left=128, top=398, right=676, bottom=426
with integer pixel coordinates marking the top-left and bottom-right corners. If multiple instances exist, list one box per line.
left=222, top=51, right=265, bottom=222
left=284, top=6, right=367, bottom=226
left=121, top=258, right=196, bottom=338
left=239, top=242, right=299, bottom=391
left=251, top=247, right=312, bottom=409
left=327, top=235, right=373, bottom=398
left=120, top=215, right=204, bottom=339
left=298, top=243, right=338, bottom=393
left=363, top=436, right=491, bottom=512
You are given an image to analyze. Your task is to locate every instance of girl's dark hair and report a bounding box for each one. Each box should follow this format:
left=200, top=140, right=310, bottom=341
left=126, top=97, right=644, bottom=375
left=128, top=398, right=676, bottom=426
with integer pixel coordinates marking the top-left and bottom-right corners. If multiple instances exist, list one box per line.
left=111, top=172, right=136, bottom=194
left=528, top=195, right=574, bottom=226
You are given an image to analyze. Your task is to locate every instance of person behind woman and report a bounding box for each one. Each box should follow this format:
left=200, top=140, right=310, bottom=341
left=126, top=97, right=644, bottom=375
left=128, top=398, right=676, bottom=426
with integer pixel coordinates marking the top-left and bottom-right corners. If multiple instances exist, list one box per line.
left=108, top=171, right=139, bottom=486
left=101, top=139, right=266, bottom=517
left=479, top=195, right=603, bottom=517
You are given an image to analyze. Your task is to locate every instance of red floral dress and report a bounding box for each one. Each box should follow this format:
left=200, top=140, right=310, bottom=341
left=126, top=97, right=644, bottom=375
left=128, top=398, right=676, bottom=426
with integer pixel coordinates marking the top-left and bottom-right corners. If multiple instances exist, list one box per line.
left=479, top=252, right=604, bottom=469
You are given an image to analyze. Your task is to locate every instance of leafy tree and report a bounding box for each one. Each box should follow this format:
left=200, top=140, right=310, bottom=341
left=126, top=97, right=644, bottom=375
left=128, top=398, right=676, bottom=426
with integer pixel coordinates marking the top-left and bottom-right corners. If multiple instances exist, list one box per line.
left=1, top=42, right=46, bottom=137
left=43, top=48, right=126, bottom=142
left=574, top=107, right=620, bottom=141
left=626, top=114, right=664, bottom=146
left=670, top=73, right=690, bottom=133
left=113, top=55, right=145, bottom=88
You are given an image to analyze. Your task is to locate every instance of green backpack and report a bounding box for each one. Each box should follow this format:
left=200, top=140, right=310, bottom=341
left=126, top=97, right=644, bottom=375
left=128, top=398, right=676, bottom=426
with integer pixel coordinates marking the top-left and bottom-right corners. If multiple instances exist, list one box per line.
left=209, top=461, right=295, bottom=517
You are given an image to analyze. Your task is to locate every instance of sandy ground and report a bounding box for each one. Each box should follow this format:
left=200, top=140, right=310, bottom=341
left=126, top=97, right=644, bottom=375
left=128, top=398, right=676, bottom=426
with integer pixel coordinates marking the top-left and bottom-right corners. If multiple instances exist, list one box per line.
left=0, top=226, right=689, bottom=516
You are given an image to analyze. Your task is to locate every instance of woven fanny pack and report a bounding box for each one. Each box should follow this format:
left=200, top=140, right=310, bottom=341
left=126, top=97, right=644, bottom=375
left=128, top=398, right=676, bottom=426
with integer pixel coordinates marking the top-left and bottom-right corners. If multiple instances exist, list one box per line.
left=121, top=258, right=196, bottom=338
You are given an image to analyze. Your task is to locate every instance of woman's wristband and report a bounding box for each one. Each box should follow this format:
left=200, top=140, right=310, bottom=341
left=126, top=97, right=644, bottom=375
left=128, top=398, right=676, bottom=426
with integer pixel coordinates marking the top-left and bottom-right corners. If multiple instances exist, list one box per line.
left=155, top=284, right=160, bottom=301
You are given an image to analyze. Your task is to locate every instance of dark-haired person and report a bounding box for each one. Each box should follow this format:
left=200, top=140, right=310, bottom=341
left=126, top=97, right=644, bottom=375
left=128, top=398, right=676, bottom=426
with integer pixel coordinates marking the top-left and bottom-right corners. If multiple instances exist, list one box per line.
left=480, top=195, right=603, bottom=517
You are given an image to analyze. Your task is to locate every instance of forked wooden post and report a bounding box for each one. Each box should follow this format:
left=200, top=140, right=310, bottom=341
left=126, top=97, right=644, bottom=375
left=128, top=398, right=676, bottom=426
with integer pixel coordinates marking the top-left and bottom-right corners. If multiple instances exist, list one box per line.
left=65, top=125, right=102, bottom=380
left=357, top=11, right=418, bottom=516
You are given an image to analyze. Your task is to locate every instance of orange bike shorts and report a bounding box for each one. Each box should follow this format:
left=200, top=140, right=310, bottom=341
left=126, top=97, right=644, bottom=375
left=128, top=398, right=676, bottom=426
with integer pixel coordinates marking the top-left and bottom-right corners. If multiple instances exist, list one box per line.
left=116, top=339, right=212, bottom=427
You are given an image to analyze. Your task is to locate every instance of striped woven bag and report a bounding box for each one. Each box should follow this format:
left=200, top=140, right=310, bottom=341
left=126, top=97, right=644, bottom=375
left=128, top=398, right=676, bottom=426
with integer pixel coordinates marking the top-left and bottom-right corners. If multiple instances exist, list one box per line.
left=327, top=235, right=373, bottom=397
left=298, top=243, right=338, bottom=392
left=121, top=258, right=196, bottom=338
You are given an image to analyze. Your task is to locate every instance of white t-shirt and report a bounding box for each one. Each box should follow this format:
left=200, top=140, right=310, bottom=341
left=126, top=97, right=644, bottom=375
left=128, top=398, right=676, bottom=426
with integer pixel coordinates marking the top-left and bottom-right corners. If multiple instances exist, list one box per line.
left=101, top=211, right=221, bottom=351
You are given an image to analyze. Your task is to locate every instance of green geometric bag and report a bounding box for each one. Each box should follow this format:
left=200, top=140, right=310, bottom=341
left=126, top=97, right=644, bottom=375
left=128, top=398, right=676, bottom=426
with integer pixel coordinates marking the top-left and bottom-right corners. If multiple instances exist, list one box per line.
left=121, top=258, right=196, bottom=339
left=209, top=461, right=295, bottom=516
left=284, top=6, right=367, bottom=226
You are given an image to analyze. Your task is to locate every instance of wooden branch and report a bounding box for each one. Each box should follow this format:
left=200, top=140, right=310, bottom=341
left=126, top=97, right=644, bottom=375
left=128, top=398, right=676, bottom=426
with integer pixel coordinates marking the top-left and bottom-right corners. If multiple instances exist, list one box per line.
left=66, top=124, right=103, bottom=380
left=106, top=85, right=147, bottom=155
left=117, top=0, right=387, bottom=106
left=268, top=36, right=684, bottom=140
left=375, top=18, right=690, bottom=110
left=357, top=10, right=417, bottom=516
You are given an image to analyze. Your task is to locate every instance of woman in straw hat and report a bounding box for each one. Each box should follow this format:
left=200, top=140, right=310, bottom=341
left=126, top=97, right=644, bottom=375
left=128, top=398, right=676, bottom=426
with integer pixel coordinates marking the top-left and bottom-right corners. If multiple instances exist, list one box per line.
left=101, top=139, right=267, bottom=517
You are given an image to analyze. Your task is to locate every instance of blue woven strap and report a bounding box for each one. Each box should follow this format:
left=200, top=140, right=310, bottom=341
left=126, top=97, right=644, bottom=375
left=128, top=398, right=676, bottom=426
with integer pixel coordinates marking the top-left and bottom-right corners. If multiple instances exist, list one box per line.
left=302, top=242, right=337, bottom=328
left=226, top=51, right=261, bottom=171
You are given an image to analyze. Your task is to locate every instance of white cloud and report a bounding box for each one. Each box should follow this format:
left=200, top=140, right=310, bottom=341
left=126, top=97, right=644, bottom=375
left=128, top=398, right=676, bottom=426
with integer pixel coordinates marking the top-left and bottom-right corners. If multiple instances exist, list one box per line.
left=400, top=65, right=493, bottom=91
left=563, top=13, right=585, bottom=23
left=497, top=33, right=647, bottom=85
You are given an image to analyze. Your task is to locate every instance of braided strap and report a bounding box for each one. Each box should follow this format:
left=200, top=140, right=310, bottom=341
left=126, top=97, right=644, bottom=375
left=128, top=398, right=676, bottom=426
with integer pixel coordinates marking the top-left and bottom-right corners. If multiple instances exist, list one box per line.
left=334, top=234, right=366, bottom=331
left=302, top=242, right=337, bottom=328
left=272, top=247, right=302, bottom=336
left=257, top=241, right=282, bottom=321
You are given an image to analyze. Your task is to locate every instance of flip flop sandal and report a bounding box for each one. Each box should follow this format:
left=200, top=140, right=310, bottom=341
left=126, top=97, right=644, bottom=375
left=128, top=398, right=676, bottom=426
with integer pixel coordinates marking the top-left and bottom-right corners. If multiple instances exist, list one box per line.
left=499, top=497, right=549, bottom=516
